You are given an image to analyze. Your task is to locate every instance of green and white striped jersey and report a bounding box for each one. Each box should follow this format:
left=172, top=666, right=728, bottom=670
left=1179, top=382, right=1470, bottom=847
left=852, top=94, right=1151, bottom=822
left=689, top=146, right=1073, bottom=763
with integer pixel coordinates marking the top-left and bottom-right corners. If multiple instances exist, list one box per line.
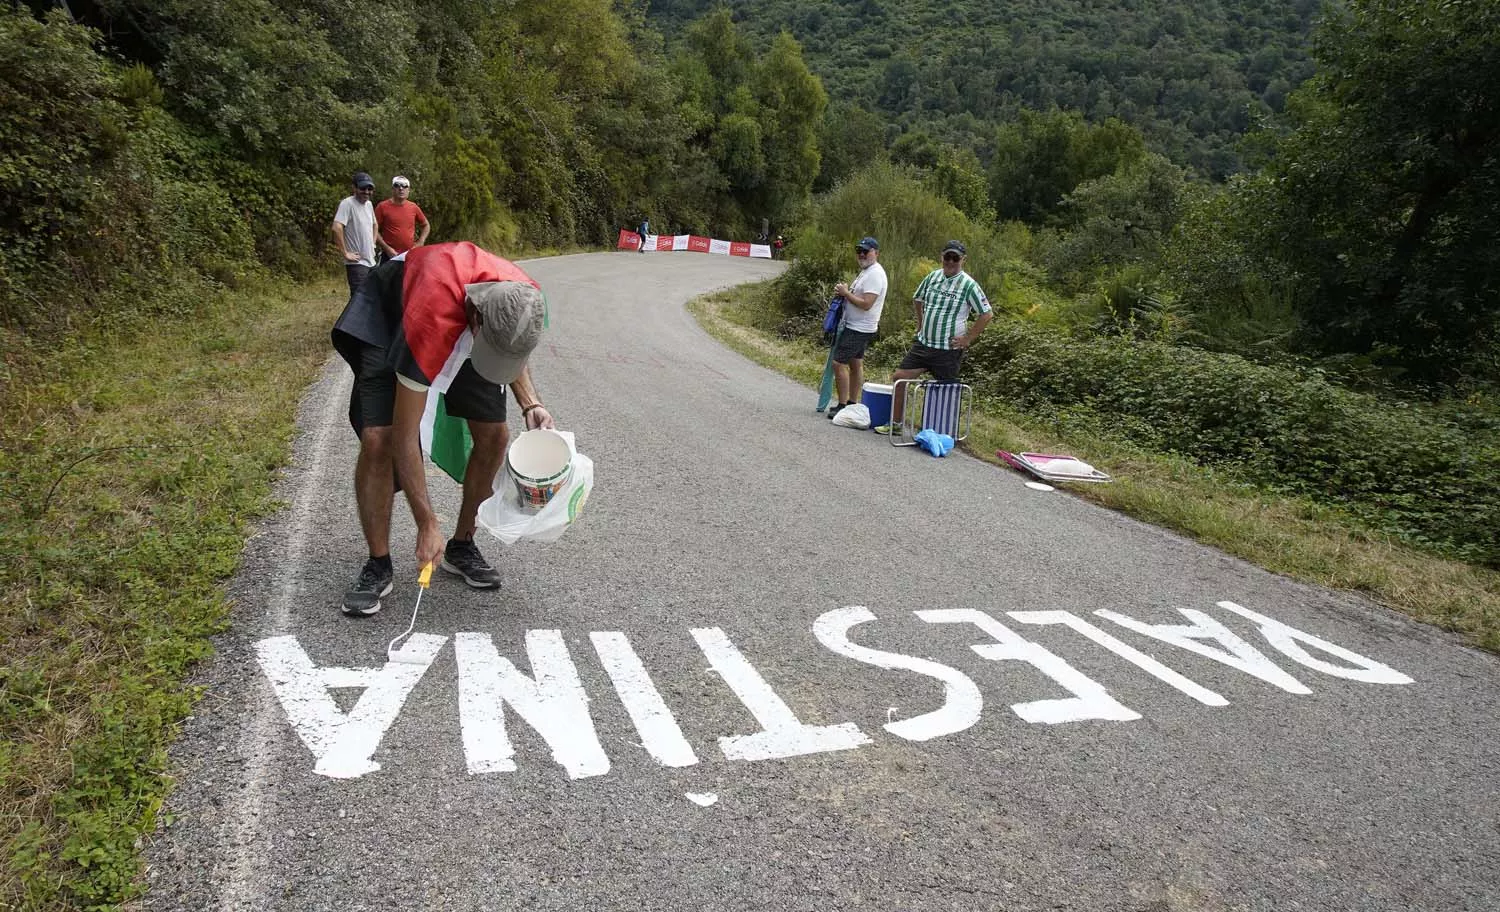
left=913, top=269, right=992, bottom=349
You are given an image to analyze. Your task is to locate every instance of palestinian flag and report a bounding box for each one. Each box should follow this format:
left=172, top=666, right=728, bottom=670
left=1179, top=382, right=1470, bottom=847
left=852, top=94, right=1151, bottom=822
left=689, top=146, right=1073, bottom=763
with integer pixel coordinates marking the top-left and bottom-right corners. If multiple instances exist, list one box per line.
left=399, top=244, right=543, bottom=484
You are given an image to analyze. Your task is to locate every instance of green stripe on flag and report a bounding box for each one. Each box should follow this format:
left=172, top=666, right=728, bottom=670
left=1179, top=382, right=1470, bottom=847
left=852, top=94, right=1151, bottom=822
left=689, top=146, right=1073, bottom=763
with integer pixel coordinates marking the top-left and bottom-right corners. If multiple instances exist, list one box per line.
left=429, top=392, right=472, bottom=484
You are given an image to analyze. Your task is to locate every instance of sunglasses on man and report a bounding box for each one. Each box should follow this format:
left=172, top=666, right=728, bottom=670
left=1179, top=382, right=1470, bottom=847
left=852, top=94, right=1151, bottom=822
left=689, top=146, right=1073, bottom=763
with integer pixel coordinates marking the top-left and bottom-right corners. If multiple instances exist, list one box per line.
left=942, top=252, right=963, bottom=262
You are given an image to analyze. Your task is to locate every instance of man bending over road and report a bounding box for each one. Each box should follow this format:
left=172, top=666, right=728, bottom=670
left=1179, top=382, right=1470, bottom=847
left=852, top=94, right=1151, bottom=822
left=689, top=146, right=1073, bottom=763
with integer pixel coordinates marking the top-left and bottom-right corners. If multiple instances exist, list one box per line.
left=331, top=242, right=555, bottom=616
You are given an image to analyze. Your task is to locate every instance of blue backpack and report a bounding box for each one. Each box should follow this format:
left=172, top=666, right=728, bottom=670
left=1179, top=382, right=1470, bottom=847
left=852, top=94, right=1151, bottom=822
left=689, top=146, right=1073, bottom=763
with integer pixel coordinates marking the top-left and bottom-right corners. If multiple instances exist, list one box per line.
left=822, top=294, right=846, bottom=336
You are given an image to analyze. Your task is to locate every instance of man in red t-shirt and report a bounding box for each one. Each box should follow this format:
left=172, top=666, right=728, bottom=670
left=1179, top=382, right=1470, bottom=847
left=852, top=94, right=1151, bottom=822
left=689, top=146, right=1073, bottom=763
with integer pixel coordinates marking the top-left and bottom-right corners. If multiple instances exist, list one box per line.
left=374, top=175, right=431, bottom=264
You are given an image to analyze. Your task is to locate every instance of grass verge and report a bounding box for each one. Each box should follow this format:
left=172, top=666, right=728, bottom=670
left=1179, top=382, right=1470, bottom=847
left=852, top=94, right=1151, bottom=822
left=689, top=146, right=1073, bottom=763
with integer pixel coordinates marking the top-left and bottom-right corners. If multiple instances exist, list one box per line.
left=690, top=282, right=1500, bottom=653
left=0, top=280, right=343, bottom=910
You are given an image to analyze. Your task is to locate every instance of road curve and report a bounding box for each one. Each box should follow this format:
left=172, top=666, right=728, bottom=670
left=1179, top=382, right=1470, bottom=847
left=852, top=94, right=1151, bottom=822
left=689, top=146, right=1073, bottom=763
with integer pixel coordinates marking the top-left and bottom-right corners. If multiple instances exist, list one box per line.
left=145, top=252, right=1500, bottom=912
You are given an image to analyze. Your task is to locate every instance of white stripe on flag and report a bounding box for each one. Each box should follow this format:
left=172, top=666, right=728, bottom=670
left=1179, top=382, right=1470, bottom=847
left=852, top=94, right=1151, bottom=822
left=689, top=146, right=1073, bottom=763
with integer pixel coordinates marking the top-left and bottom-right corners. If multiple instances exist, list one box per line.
left=708, top=239, right=731, bottom=255
left=418, top=328, right=475, bottom=456
left=671, top=234, right=689, bottom=251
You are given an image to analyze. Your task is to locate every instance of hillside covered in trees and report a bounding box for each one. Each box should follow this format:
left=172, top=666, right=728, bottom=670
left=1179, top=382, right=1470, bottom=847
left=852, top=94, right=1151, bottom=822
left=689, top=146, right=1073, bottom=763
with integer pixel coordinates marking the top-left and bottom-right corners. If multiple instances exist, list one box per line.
left=0, top=0, right=1493, bottom=485
left=649, top=0, right=1321, bottom=178
left=1, top=0, right=1494, bottom=415
left=0, top=0, right=827, bottom=334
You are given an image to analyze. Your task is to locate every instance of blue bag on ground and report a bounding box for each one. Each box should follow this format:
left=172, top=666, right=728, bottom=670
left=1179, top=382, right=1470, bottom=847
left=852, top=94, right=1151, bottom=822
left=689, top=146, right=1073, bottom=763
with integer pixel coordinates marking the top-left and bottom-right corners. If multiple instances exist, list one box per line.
left=914, top=428, right=955, bottom=457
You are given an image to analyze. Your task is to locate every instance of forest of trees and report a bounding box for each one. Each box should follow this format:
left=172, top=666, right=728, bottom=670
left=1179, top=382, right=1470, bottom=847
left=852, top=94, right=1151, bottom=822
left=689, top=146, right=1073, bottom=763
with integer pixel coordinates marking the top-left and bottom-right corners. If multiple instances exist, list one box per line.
left=649, top=0, right=1322, bottom=179
left=0, top=0, right=825, bottom=335
left=2, top=0, right=1497, bottom=536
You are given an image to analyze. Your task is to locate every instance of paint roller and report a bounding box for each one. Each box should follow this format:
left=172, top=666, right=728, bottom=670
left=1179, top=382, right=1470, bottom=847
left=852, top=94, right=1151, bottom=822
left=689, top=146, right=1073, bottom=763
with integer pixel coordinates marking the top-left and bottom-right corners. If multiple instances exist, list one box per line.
left=387, top=562, right=433, bottom=664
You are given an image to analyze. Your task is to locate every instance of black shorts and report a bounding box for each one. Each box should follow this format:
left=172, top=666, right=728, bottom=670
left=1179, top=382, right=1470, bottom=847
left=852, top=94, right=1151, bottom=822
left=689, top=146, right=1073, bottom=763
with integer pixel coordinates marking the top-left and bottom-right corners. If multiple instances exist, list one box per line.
left=898, top=343, right=964, bottom=382
left=350, top=342, right=508, bottom=430
left=832, top=328, right=877, bottom=363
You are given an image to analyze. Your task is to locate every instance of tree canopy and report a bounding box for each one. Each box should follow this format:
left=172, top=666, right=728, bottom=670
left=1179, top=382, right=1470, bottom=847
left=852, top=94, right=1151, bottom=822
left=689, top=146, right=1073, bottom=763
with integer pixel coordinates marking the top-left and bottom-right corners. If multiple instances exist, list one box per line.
left=649, top=0, right=1321, bottom=178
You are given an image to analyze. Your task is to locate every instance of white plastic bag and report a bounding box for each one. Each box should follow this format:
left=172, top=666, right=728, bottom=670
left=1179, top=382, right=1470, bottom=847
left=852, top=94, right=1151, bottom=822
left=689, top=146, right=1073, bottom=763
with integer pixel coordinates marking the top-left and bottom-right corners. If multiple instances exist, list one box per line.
left=832, top=403, right=871, bottom=429
left=476, top=433, right=594, bottom=545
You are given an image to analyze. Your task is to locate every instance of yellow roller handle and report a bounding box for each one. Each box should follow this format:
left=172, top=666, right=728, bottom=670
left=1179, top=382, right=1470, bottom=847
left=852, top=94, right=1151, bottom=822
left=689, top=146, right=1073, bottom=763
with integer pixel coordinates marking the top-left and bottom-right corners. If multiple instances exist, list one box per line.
left=418, top=563, right=433, bottom=588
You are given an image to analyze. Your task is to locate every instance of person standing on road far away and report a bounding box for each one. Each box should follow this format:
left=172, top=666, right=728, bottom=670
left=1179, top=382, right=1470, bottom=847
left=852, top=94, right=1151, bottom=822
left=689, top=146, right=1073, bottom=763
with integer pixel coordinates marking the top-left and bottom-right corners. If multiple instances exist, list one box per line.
left=638, top=217, right=650, bottom=253
left=827, top=236, right=888, bottom=422
left=333, top=171, right=379, bottom=298
left=874, top=240, right=993, bottom=435
left=374, top=175, right=430, bottom=265
left=330, top=241, right=555, bottom=616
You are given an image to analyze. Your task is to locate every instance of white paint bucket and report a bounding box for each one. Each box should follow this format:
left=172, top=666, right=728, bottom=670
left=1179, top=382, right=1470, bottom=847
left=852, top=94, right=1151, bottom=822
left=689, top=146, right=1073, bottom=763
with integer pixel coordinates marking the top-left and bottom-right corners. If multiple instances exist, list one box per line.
left=506, top=429, right=572, bottom=511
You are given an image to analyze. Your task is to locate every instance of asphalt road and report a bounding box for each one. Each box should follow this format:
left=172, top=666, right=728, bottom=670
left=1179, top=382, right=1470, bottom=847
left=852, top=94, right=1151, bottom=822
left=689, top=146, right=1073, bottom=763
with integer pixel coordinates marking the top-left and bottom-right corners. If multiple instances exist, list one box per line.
left=146, top=252, right=1500, bottom=912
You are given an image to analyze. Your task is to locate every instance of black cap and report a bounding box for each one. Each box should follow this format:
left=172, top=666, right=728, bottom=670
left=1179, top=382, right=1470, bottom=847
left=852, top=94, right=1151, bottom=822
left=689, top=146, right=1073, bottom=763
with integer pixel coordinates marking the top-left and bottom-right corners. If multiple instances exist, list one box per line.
left=353, top=171, right=375, bottom=189
left=942, top=240, right=966, bottom=256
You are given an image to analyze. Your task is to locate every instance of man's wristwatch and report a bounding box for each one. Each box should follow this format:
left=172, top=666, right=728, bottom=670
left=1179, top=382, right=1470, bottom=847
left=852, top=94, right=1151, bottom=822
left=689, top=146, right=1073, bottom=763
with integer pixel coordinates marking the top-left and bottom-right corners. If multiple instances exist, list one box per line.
left=521, top=403, right=545, bottom=418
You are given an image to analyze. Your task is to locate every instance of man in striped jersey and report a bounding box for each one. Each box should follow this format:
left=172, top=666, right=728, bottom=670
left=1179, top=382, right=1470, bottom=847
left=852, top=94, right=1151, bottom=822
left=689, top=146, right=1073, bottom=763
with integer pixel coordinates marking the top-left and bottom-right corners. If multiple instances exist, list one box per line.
left=873, top=240, right=994, bottom=435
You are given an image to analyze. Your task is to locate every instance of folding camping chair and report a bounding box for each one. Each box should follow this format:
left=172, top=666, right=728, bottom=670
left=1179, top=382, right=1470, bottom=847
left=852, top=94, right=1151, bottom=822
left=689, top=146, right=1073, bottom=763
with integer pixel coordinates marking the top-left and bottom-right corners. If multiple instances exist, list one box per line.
left=889, top=379, right=972, bottom=447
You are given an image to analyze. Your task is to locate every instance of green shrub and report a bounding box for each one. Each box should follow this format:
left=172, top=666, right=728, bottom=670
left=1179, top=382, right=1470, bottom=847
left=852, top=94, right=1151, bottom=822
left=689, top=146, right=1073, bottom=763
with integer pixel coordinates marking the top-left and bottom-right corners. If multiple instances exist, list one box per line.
left=770, top=161, right=1042, bottom=341
left=0, top=11, right=266, bottom=333
left=967, top=319, right=1500, bottom=565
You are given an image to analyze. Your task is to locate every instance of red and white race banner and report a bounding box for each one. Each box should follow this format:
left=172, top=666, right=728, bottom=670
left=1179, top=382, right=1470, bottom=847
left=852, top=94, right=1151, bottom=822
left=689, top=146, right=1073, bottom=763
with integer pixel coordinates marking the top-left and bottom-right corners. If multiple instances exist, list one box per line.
left=617, top=230, right=771, bottom=259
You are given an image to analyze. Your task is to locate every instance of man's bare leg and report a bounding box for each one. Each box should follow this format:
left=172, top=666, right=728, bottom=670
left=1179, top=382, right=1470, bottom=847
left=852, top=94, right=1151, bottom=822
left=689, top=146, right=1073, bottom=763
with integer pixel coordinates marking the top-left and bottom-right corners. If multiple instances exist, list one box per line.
left=833, top=361, right=851, bottom=405
left=345, top=425, right=396, bottom=616
left=455, top=420, right=509, bottom=538
left=355, top=426, right=395, bottom=558
left=889, top=368, right=925, bottom=426
left=849, top=358, right=865, bottom=403
left=440, top=419, right=509, bottom=588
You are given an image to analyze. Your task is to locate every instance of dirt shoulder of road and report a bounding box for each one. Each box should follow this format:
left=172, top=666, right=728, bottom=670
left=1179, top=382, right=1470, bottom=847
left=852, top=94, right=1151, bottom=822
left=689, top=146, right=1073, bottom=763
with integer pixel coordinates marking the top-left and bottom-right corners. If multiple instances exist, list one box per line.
left=689, top=283, right=1500, bottom=655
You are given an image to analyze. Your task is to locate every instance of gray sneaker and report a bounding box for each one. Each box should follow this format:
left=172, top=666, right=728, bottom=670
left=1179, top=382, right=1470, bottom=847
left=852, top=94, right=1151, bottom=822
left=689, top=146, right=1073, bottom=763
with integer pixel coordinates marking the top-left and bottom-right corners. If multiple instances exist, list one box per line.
left=342, top=558, right=394, bottom=617
left=441, top=538, right=502, bottom=589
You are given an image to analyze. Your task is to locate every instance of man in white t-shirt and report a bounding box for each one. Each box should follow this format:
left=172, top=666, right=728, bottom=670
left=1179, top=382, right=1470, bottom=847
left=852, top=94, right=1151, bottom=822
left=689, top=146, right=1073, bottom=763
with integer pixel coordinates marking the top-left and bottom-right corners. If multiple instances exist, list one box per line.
left=332, top=171, right=378, bottom=299
left=826, top=236, right=889, bottom=420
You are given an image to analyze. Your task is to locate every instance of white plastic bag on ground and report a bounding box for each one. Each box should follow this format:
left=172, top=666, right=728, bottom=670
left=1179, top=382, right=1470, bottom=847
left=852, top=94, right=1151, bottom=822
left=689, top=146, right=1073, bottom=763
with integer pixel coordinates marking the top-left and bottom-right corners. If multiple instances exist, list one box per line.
left=477, top=431, right=594, bottom=544
left=832, top=403, right=871, bottom=429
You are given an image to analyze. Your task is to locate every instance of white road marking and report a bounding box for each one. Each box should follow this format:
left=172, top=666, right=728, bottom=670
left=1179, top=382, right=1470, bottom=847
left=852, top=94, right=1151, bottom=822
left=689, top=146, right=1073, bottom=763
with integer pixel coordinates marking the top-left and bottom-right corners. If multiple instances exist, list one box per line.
left=1008, top=610, right=1228, bottom=706
left=253, top=601, right=1415, bottom=781
left=254, top=634, right=445, bottom=779
left=813, top=607, right=983, bottom=742
left=219, top=363, right=352, bottom=912
left=917, top=609, right=1142, bottom=724
left=691, top=626, right=872, bottom=761
left=1096, top=608, right=1313, bottom=694
left=455, top=631, right=611, bottom=778
left=1216, top=601, right=1415, bottom=685
left=591, top=631, right=700, bottom=767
